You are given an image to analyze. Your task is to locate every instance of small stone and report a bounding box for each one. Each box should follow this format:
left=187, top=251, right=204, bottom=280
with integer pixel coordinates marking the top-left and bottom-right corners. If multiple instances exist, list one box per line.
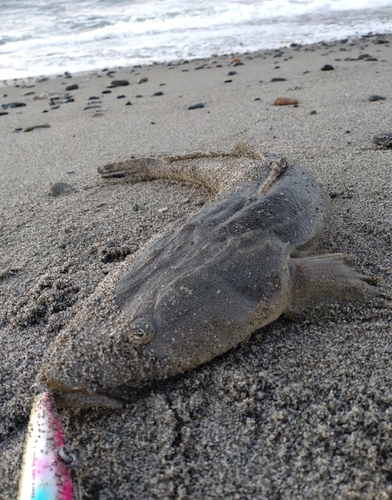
left=2, top=102, right=26, bottom=109
left=138, top=77, right=148, bottom=84
left=88, top=96, right=100, bottom=100
left=233, top=61, right=244, bottom=67
left=13, top=128, right=23, bottom=132
left=50, top=105, right=60, bottom=110
left=24, top=124, right=50, bottom=132
left=49, top=182, right=73, bottom=196
left=187, top=102, right=204, bottom=110
left=195, top=66, right=204, bottom=70
left=310, top=110, right=317, bottom=115
left=357, top=53, right=371, bottom=59
left=365, top=57, right=378, bottom=61
left=152, top=91, right=164, bottom=96
left=125, top=101, right=132, bottom=105
left=271, top=78, right=286, bottom=82
left=136, top=95, right=143, bottom=98
left=228, top=71, right=237, bottom=76
left=224, top=80, right=232, bottom=83
left=33, top=95, right=45, bottom=100
left=372, top=132, right=392, bottom=147
left=65, top=84, right=79, bottom=91
left=117, top=95, right=126, bottom=99
left=274, top=97, right=298, bottom=106
left=368, top=95, right=386, bottom=101
left=254, top=98, right=261, bottom=101
left=111, top=80, right=129, bottom=86
left=321, top=64, right=334, bottom=71
left=23, top=91, right=35, bottom=96
left=0, top=111, right=8, bottom=116
left=83, top=105, right=101, bottom=110
left=102, top=90, right=111, bottom=94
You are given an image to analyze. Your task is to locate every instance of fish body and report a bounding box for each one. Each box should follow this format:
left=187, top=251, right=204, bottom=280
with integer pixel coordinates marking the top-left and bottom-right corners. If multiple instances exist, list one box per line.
left=38, top=141, right=373, bottom=407
left=18, top=390, right=73, bottom=500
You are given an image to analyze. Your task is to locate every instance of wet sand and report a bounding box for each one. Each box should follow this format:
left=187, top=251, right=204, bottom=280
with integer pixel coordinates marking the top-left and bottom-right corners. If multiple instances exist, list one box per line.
left=1, top=34, right=392, bottom=499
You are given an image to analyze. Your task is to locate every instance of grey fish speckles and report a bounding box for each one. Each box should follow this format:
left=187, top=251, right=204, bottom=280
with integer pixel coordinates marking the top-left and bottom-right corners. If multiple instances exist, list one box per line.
left=38, top=140, right=375, bottom=407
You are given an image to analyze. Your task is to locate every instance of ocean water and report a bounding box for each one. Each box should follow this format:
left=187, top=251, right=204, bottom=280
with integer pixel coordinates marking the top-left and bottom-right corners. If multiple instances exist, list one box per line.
left=1, top=0, right=392, bottom=79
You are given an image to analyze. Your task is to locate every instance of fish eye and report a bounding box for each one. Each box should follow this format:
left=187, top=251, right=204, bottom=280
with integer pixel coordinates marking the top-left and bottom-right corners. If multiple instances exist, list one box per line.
left=129, top=318, right=155, bottom=345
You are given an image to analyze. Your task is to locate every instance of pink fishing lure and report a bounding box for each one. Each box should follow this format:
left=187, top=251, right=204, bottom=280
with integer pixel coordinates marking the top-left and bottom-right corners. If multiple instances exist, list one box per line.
left=19, top=390, right=73, bottom=500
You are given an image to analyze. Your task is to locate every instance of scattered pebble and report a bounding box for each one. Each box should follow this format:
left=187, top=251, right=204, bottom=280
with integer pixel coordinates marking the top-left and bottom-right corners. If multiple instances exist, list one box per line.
left=24, top=124, right=50, bottom=132
left=136, top=95, right=143, bottom=98
left=365, top=57, right=378, bottom=62
left=368, top=94, right=386, bottom=101
left=0, top=111, right=8, bottom=116
left=88, top=96, right=100, bottom=100
left=49, top=182, right=73, bottom=197
left=187, top=102, right=204, bottom=110
left=224, top=80, right=232, bottom=83
left=102, top=90, right=111, bottom=94
left=372, top=132, right=392, bottom=147
left=111, top=80, right=129, bottom=87
left=13, top=127, right=23, bottom=132
left=117, top=95, right=126, bottom=99
left=23, top=91, right=35, bottom=96
left=126, top=101, right=132, bottom=105
left=138, top=77, right=148, bottom=84
left=152, top=91, right=164, bottom=96
left=228, top=71, right=237, bottom=76
left=65, top=84, right=79, bottom=91
left=321, top=64, right=334, bottom=71
left=2, top=102, right=26, bottom=109
left=271, top=77, right=286, bottom=82
left=310, top=110, right=317, bottom=114
left=50, top=105, right=60, bottom=110
left=274, top=97, right=298, bottom=106
left=254, top=98, right=261, bottom=101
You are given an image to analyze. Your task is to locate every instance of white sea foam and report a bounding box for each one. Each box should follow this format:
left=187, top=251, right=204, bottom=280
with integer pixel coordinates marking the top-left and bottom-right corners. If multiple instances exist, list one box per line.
left=1, top=0, right=392, bottom=79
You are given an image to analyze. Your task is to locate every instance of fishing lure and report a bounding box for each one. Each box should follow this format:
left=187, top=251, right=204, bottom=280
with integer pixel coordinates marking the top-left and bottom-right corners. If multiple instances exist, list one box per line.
left=18, top=390, right=73, bottom=500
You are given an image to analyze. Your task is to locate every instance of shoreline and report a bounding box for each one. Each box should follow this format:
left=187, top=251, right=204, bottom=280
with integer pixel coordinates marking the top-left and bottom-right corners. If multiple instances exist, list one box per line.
left=1, top=32, right=392, bottom=499
left=1, top=30, right=391, bottom=86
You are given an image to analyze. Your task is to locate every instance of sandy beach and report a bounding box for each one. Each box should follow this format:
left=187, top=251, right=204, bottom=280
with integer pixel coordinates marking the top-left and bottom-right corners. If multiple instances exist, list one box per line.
left=1, top=34, right=392, bottom=499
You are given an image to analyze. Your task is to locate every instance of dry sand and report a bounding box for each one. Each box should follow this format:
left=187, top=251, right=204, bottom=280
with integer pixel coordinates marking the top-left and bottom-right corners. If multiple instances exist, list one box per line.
left=1, top=34, right=392, bottom=499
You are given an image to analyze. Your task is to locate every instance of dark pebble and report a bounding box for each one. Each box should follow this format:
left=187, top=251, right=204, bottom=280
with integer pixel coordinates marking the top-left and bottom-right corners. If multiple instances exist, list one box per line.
left=125, top=101, right=132, bottom=105
left=50, top=105, right=60, bottom=110
left=24, top=124, right=50, bottom=132
left=49, top=182, right=73, bottom=197
left=271, top=77, right=286, bottom=82
left=88, top=96, right=100, bottom=100
left=152, top=91, right=164, bottom=96
left=13, top=128, right=23, bottom=132
left=368, top=95, right=386, bottom=101
left=195, top=66, right=204, bottom=70
left=254, top=98, right=261, bottom=101
left=2, top=102, right=26, bottom=109
left=224, top=80, right=232, bottom=83
left=321, top=64, right=334, bottom=71
left=102, top=90, right=111, bottom=94
left=365, top=57, right=378, bottom=61
left=117, top=95, right=126, bottom=99
left=0, top=111, right=8, bottom=116
left=310, top=110, right=317, bottom=115
left=372, top=132, right=392, bottom=147
left=357, top=54, right=371, bottom=59
left=228, top=71, right=237, bottom=76
left=187, top=102, right=204, bottom=110
left=111, top=80, right=129, bottom=86
left=65, top=84, right=79, bottom=91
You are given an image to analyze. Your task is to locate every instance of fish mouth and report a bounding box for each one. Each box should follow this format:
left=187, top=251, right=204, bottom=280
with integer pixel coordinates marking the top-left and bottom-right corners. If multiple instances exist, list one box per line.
left=40, top=378, right=124, bottom=409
